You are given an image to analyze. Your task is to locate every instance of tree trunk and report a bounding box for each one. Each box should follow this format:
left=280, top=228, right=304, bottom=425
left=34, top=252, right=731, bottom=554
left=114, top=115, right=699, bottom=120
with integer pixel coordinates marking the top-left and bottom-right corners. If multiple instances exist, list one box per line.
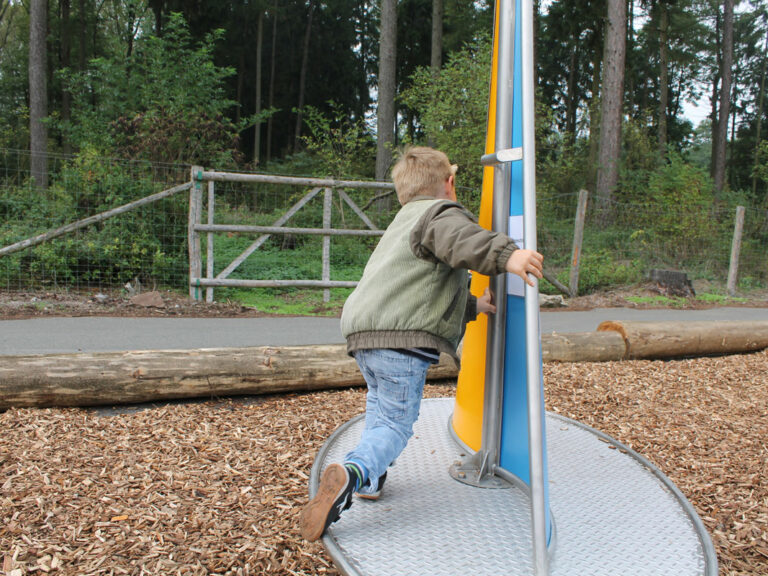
left=293, top=0, right=314, bottom=153
left=78, top=0, right=87, bottom=69
left=712, top=0, right=733, bottom=196
left=595, top=0, right=626, bottom=220
left=375, top=0, right=397, bottom=181
left=752, top=29, right=768, bottom=196
left=60, top=0, right=72, bottom=154
left=254, top=10, right=264, bottom=166
left=657, top=0, right=669, bottom=157
left=586, top=48, right=602, bottom=194
left=267, top=0, right=278, bottom=163
left=430, top=0, right=443, bottom=74
left=709, top=6, right=721, bottom=177
left=29, top=0, right=48, bottom=189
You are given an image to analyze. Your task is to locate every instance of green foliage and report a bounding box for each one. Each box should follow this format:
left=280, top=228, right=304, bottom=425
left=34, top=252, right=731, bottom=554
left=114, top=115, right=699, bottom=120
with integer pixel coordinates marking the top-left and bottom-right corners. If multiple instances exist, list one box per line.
left=641, top=153, right=715, bottom=257
left=1, top=149, right=188, bottom=289
left=400, top=34, right=492, bottom=212
left=754, top=140, right=768, bottom=188
left=299, top=103, right=375, bottom=179
left=567, top=250, right=644, bottom=293
left=56, top=13, right=244, bottom=166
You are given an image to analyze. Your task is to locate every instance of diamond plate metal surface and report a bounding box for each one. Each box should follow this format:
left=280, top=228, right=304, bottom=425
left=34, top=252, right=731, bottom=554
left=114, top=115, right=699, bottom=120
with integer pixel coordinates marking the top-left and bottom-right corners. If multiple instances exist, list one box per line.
left=311, top=398, right=715, bottom=576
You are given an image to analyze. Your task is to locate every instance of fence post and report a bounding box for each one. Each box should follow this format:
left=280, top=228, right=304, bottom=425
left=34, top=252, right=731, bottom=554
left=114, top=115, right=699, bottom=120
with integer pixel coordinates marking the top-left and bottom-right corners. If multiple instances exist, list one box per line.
left=727, top=205, right=746, bottom=296
left=206, top=180, right=215, bottom=303
left=569, top=189, right=589, bottom=298
left=322, top=187, right=332, bottom=303
left=188, top=166, right=204, bottom=300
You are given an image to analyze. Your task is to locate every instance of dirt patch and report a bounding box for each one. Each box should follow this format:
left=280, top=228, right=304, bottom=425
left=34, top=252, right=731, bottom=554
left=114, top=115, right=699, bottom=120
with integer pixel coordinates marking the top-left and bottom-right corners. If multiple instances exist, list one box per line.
left=0, top=289, right=276, bottom=320
left=1, top=284, right=766, bottom=320
left=1, top=351, right=766, bottom=575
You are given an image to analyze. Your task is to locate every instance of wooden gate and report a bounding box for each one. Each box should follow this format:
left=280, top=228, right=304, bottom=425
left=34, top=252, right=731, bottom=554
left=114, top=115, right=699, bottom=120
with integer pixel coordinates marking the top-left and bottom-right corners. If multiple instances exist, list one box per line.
left=187, top=167, right=395, bottom=302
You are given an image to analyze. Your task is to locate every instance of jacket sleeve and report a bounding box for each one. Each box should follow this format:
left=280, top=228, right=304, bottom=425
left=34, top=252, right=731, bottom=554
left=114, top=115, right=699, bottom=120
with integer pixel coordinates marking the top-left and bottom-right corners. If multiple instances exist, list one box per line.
left=410, top=200, right=518, bottom=276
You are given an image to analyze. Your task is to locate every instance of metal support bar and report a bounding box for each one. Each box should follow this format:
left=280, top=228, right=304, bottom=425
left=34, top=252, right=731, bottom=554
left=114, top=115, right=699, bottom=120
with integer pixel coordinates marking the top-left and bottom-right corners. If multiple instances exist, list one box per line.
left=521, top=0, right=549, bottom=573
left=480, top=147, right=523, bottom=166
left=481, top=0, right=516, bottom=479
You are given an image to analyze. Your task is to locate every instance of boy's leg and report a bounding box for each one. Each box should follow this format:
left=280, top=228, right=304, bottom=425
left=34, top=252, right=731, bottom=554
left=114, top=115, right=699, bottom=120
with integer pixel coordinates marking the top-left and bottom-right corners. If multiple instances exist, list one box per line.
left=300, top=349, right=428, bottom=541
left=344, top=349, right=430, bottom=486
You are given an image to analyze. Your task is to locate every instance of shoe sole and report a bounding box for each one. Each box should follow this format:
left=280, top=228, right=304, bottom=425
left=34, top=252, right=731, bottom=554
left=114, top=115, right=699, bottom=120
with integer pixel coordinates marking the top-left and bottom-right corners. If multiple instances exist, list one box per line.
left=355, top=491, right=381, bottom=501
left=300, top=463, right=347, bottom=541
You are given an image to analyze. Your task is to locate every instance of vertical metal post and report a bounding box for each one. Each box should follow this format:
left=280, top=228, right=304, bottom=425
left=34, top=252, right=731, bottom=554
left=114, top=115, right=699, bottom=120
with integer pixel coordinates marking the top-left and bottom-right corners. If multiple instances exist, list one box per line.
left=322, top=187, right=332, bottom=303
left=206, top=181, right=215, bottom=303
left=521, top=0, right=549, bottom=572
left=482, top=0, right=515, bottom=472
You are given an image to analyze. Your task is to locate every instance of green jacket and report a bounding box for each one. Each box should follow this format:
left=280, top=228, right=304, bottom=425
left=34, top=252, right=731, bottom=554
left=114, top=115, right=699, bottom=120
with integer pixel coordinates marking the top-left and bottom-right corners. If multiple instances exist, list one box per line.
left=341, top=196, right=517, bottom=363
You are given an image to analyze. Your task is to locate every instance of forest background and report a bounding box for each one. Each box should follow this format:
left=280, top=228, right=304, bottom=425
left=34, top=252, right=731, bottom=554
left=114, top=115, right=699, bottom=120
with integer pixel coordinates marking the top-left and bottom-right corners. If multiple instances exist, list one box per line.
left=1, top=0, right=767, bottom=312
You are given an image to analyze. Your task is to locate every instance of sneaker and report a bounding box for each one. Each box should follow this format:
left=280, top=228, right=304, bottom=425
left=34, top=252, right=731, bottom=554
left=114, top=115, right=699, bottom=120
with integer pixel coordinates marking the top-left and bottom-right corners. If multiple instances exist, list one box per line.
left=300, top=463, right=356, bottom=541
left=356, top=471, right=387, bottom=501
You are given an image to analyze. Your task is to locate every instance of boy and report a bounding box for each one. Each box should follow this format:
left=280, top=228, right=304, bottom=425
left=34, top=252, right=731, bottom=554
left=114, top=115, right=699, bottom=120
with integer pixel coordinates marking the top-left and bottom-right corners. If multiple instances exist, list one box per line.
left=300, top=146, right=543, bottom=541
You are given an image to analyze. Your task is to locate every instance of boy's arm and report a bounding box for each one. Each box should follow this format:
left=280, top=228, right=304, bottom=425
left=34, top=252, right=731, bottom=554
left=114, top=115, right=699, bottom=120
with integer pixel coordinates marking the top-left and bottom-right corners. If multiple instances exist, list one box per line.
left=411, top=202, right=517, bottom=276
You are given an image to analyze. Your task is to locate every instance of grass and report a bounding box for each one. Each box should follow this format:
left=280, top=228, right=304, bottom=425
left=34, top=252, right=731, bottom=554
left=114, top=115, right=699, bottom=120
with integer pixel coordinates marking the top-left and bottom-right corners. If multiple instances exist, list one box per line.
left=625, top=292, right=749, bottom=308
left=217, top=287, right=351, bottom=316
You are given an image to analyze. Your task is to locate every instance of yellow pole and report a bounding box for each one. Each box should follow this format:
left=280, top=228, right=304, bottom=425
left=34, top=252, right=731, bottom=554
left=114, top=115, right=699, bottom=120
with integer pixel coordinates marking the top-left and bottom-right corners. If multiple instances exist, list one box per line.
left=450, top=7, right=501, bottom=451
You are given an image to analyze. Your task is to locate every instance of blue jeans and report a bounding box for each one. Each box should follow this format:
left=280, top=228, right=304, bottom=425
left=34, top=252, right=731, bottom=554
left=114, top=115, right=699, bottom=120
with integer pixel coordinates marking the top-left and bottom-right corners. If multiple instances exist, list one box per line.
left=345, top=349, right=431, bottom=484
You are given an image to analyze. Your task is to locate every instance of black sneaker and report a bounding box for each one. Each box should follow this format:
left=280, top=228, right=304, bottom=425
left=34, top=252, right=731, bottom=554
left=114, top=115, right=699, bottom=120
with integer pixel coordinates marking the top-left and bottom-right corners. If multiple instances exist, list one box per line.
left=356, top=471, right=387, bottom=500
left=300, top=463, right=355, bottom=541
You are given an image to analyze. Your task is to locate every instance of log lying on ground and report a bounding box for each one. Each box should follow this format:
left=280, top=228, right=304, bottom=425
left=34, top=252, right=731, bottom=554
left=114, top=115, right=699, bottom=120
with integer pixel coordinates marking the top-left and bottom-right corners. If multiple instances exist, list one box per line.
left=2, top=321, right=767, bottom=409
left=0, top=345, right=456, bottom=409
left=598, top=320, right=768, bottom=359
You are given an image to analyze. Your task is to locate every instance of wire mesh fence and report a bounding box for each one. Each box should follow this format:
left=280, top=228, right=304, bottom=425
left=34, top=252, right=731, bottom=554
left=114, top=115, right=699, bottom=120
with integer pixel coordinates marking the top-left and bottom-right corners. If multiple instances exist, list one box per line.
left=1, top=148, right=766, bottom=302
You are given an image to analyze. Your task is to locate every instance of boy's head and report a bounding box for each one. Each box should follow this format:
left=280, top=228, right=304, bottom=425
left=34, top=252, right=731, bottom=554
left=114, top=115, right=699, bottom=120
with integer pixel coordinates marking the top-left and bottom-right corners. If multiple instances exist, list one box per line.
left=391, top=146, right=457, bottom=204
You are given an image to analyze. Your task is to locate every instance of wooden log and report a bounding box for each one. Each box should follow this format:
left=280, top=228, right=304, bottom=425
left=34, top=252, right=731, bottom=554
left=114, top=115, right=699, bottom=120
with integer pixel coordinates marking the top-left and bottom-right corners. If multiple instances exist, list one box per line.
left=598, top=320, right=768, bottom=359
left=3, top=322, right=766, bottom=409
left=0, top=345, right=457, bottom=409
left=0, top=332, right=626, bottom=409
left=542, top=331, right=626, bottom=363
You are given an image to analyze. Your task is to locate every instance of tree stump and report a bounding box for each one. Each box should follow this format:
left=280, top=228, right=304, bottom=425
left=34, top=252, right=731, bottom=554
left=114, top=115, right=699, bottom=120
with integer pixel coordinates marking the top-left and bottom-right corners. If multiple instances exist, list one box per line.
left=649, top=269, right=695, bottom=297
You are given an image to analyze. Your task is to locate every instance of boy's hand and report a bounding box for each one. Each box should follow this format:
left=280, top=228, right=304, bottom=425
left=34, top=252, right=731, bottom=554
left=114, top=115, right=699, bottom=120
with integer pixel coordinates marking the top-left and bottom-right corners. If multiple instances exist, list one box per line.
left=477, top=287, right=496, bottom=315
left=505, top=249, right=544, bottom=286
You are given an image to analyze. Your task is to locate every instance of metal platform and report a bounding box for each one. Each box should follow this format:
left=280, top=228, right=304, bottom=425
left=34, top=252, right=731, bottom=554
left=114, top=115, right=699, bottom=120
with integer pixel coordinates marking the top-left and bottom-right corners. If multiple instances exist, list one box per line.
left=309, top=398, right=717, bottom=576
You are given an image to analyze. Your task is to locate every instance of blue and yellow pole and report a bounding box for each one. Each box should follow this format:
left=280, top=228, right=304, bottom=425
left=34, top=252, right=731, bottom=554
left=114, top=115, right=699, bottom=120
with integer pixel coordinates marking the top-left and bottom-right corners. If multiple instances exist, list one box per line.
left=451, top=0, right=551, bottom=571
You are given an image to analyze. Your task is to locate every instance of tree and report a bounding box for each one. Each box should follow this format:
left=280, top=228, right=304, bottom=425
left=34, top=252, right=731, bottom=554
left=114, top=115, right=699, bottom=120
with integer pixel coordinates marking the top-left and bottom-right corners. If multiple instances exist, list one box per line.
left=595, top=0, right=626, bottom=215
left=376, top=0, right=397, bottom=181
left=712, top=0, right=733, bottom=195
left=293, top=0, right=314, bottom=152
left=430, top=0, right=442, bottom=75
left=657, top=0, right=670, bottom=155
left=753, top=26, right=768, bottom=196
left=29, top=0, right=48, bottom=188
left=401, top=35, right=491, bottom=210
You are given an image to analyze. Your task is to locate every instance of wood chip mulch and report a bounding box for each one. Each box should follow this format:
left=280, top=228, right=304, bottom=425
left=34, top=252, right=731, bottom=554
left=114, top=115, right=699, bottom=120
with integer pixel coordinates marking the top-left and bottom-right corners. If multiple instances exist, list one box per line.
left=1, top=350, right=766, bottom=575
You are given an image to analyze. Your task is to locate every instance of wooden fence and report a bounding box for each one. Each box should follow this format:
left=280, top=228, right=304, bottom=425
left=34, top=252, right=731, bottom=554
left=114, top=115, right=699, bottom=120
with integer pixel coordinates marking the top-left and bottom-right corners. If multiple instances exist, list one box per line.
left=186, top=167, right=395, bottom=302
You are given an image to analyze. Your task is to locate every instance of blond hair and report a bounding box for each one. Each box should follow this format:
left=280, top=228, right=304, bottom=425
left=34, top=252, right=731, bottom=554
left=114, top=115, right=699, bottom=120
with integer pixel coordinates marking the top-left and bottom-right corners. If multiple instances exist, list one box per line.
left=391, top=146, right=456, bottom=204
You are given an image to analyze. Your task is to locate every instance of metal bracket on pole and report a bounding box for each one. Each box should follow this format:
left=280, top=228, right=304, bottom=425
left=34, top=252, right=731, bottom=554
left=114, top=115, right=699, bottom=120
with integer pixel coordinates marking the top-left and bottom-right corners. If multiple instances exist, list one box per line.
left=448, top=449, right=511, bottom=489
left=480, top=147, right=523, bottom=166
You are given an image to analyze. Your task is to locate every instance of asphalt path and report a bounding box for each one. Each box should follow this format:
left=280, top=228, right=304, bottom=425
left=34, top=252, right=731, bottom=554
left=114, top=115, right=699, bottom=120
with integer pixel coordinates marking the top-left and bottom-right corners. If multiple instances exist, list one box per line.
left=2, top=307, right=767, bottom=355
